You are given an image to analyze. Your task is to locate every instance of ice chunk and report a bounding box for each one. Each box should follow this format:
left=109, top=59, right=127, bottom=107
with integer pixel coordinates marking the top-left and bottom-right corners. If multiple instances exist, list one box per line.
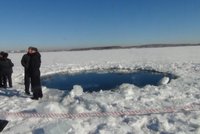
left=36, top=102, right=66, bottom=113
left=147, top=118, right=160, bottom=132
left=71, top=104, right=86, bottom=114
left=159, top=77, right=170, bottom=85
left=70, top=85, right=83, bottom=97
left=34, top=121, right=74, bottom=134
left=119, top=84, right=136, bottom=99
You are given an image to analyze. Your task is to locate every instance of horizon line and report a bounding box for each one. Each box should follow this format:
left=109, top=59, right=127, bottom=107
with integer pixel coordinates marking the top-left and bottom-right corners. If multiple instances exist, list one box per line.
left=3, top=43, right=200, bottom=53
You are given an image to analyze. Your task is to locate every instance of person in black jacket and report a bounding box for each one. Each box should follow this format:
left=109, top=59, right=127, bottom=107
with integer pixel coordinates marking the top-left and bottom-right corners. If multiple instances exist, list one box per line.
left=0, top=52, right=14, bottom=88
left=29, top=47, right=43, bottom=100
left=0, top=52, right=4, bottom=87
left=2, top=52, right=14, bottom=88
left=21, top=47, right=32, bottom=94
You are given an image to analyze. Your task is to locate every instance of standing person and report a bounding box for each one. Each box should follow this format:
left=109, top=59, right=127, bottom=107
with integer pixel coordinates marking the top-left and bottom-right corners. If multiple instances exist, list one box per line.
left=0, top=52, right=4, bottom=87
left=21, top=47, right=32, bottom=95
left=0, top=51, right=12, bottom=88
left=29, top=47, right=43, bottom=100
left=2, top=52, right=14, bottom=88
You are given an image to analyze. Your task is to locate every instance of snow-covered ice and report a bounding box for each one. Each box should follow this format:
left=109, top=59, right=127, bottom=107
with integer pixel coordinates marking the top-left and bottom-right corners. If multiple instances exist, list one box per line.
left=0, top=46, right=200, bottom=133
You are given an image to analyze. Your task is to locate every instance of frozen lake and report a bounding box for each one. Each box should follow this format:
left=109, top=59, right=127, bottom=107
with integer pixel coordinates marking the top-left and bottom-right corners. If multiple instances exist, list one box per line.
left=2, top=46, right=200, bottom=134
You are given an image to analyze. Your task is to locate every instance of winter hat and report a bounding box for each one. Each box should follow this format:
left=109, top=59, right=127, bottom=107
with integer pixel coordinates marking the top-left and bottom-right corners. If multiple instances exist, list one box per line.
left=0, top=51, right=5, bottom=56
left=3, top=52, right=8, bottom=58
left=31, top=47, right=38, bottom=52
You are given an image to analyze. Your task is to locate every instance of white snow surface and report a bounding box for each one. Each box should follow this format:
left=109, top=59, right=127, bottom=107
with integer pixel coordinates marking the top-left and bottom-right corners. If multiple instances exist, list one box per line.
left=0, top=46, right=200, bottom=134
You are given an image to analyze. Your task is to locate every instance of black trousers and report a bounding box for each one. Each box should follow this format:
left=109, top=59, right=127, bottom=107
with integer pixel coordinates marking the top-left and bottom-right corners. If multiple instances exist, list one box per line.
left=0, top=74, right=7, bottom=88
left=0, top=73, right=3, bottom=87
left=6, top=73, right=12, bottom=88
left=30, top=70, right=43, bottom=99
left=24, top=71, right=31, bottom=93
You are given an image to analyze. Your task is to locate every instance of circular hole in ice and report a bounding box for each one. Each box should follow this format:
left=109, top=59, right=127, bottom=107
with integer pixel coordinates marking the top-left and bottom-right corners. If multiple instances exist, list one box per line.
left=41, top=70, right=177, bottom=92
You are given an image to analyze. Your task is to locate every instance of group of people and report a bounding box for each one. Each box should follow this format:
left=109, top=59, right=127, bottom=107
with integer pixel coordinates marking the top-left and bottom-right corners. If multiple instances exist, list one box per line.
left=0, top=47, right=43, bottom=100
left=0, top=51, right=14, bottom=88
left=21, top=47, right=43, bottom=100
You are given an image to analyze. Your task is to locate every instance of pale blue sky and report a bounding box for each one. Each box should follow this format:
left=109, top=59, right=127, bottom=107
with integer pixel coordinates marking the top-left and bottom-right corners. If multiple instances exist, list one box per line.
left=0, top=0, right=200, bottom=50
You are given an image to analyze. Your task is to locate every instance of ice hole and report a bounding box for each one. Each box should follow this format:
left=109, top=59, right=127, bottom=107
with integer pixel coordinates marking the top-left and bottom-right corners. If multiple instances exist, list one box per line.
left=42, top=70, right=177, bottom=92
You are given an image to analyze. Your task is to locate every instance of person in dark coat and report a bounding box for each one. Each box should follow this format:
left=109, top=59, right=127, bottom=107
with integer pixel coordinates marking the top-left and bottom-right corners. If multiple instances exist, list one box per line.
left=0, top=52, right=13, bottom=88
left=0, top=52, right=4, bottom=87
left=2, top=52, right=14, bottom=88
left=21, top=47, right=32, bottom=94
left=29, top=47, right=43, bottom=100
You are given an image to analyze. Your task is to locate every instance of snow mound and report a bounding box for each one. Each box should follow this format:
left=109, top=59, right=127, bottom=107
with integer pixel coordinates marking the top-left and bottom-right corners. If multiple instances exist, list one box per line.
left=70, top=104, right=87, bottom=114
left=36, top=102, right=66, bottom=113
left=69, top=85, right=83, bottom=97
left=158, top=77, right=170, bottom=85
left=119, top=84, right=137, bottom=99
left=33, top=121, right=74, bottom=134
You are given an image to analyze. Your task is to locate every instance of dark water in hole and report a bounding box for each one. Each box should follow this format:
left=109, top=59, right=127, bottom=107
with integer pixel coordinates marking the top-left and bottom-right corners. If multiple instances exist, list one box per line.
left=42, top=71, right=176, bottom=92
